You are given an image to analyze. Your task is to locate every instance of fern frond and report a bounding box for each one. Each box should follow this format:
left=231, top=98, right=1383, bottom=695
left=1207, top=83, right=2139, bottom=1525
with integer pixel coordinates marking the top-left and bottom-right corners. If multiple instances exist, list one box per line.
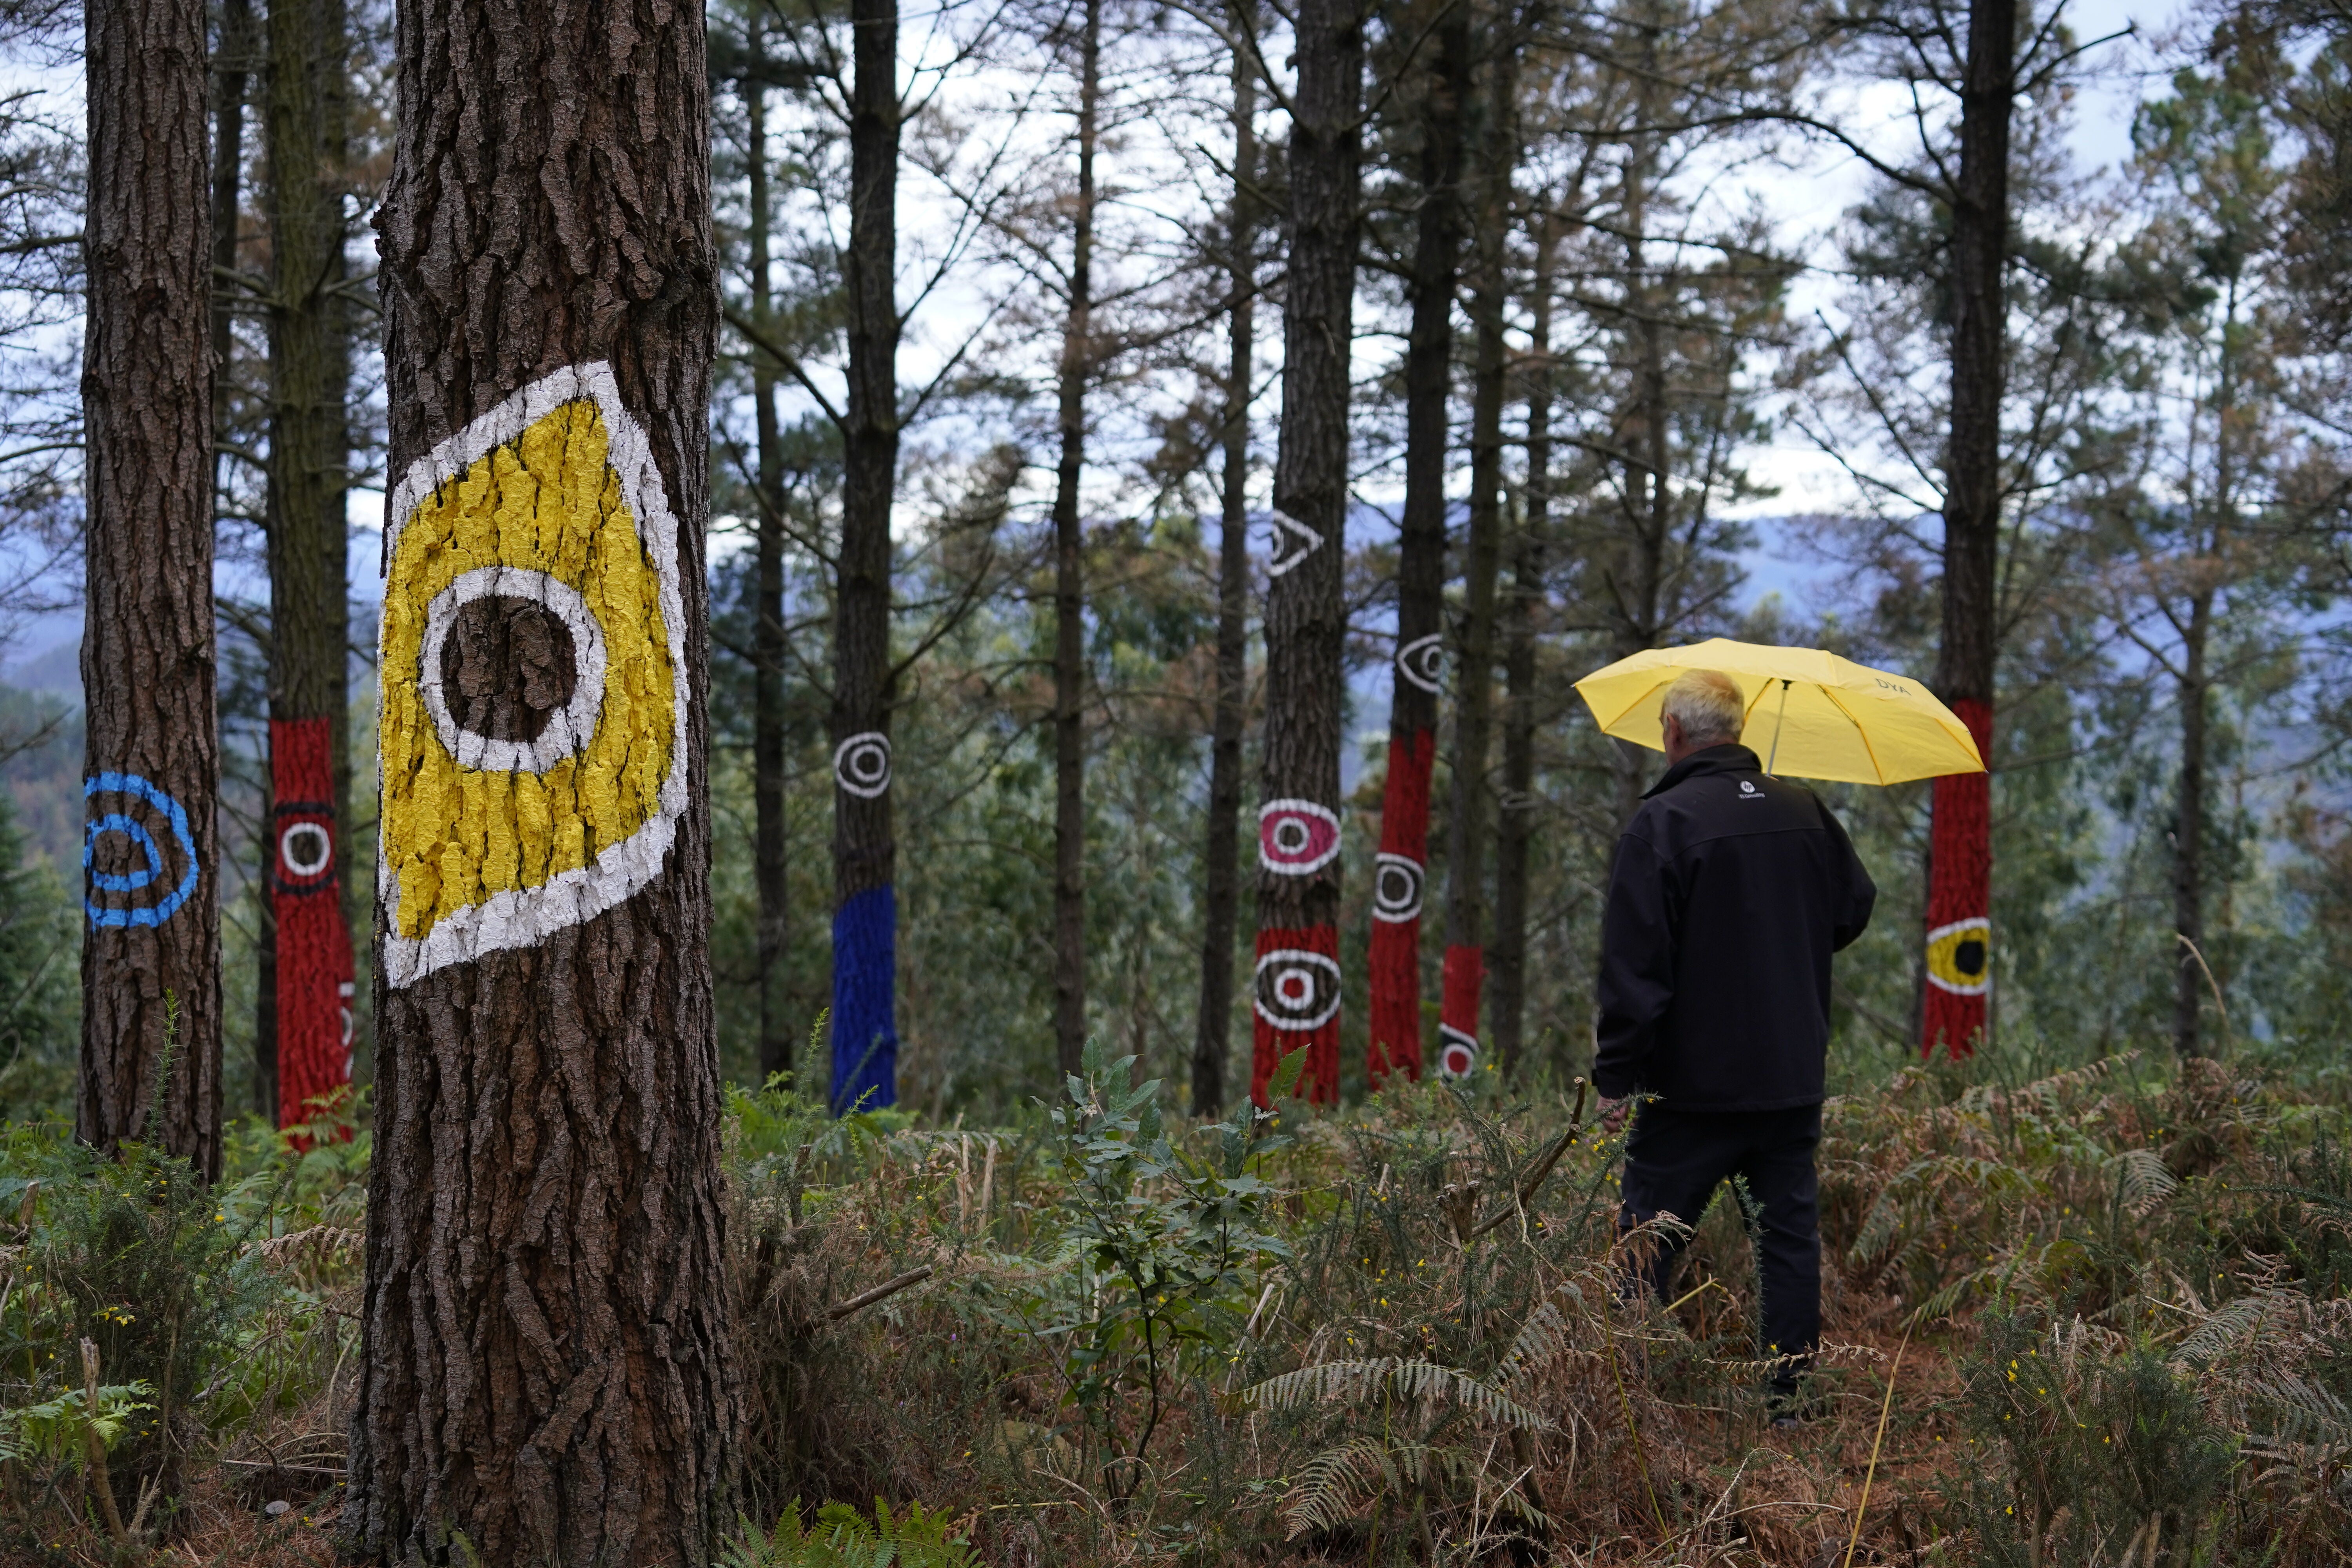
left=1243, top=1356, right=1552, bottom=1431
left=2107, top=1149, right=2179, bottom=1217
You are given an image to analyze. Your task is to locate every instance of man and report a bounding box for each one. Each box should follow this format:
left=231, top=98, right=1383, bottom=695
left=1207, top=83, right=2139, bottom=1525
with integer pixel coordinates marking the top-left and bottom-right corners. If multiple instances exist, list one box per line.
left=1593, top=667, right=1876, bottom=1424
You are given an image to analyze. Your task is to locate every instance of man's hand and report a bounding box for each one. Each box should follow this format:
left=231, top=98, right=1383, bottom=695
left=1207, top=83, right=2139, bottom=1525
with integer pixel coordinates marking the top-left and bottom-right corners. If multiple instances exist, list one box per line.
left=1596, top=1096, right=1631, bottom=1136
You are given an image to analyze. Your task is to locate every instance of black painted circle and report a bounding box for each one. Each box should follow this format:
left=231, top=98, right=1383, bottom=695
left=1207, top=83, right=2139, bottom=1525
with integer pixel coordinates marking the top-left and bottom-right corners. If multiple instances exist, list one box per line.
left=1953, top=938, right=1987, bottom=977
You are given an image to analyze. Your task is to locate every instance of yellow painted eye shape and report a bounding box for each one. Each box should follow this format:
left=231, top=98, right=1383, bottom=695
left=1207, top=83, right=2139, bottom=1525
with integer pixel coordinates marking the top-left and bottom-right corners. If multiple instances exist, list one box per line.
left=376, top=363, right=688, bottom=988
left=1925, top=917, right=1992, bottom=996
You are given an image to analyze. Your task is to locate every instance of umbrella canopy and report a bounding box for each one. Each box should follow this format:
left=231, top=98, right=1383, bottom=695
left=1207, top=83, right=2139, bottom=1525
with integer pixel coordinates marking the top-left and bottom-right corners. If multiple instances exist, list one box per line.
left=1572, top=638, right=1985, bottom=786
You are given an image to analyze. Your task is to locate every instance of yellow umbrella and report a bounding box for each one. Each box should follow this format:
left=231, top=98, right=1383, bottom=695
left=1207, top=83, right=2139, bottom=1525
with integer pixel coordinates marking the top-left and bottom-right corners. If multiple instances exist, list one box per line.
left=1572, top=638, right=1984, bottom=785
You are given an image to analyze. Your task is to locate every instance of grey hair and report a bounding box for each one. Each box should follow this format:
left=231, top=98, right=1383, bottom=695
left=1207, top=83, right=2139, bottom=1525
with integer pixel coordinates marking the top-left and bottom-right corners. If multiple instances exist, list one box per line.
left=1662, top=668, right=1746, bottom=747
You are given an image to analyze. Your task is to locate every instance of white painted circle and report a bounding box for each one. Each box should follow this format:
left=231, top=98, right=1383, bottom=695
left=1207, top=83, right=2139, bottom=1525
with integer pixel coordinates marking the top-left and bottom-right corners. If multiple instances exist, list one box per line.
left=279, top=822, right=333, bottom=878
left=833, top=732, right=893, bottom=799
left=419, top=567, right=608, bottom=773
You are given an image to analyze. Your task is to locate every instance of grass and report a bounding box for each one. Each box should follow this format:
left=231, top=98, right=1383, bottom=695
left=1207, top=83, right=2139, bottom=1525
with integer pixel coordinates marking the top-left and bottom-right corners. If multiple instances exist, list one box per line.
left=3, top=1039, right=2349, bottom=1565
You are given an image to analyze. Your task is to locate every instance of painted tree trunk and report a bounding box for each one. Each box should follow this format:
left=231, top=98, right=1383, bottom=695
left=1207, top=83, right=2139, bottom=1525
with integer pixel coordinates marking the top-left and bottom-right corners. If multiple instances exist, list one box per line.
left=1368, top=0, right=1467, bottom=1089
left=270, top=717, right=352, bottom=1128
left=1051, top=0, right=1102, bottom=1081
left=746, top=36, right=794, bottom=1088
left=1922, top=0, right=2014, bottom=1058
left=1252, top=0, right=1360, bottom=1106
left=1438, top=40, right=1514, bottom=1083
left=1490, top=217, right=1556, bottom=1083
left=80, top=0, right=222, bottom=1179
left=1192, top=4, right=1256, bottom=1116
left=347, top=0, right=736, bottom=1559
left=831, top=0, right=902, bottom=1114
left=264, top=0, right=355, bottom=1131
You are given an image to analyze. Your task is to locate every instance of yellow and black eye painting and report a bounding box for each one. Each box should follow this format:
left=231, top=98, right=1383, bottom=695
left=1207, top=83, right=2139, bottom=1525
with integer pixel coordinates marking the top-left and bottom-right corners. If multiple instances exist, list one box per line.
left=1925, top=916, right=1992, bottom=996
left=376, top=363, right=690, bottom=988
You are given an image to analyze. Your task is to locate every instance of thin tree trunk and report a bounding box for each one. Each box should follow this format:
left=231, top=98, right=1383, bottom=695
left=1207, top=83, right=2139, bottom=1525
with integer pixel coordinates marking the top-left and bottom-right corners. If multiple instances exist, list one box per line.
left=2173, top=283, right=2235, bottom=1061
left=1251, top=0, right=1361, bottom=1105
left=80, top=0, right=221, bottom=1178
left=2173, top=595, right=2210, bottom=1058
left=1921, top=0, right=2014, bottom=1058
left=1437, top=26, right=1515, bottom=1082
left=1191, top=2, right=1256, bottom=1116
left=219, top=0, right=275, bottom=1122
left=1367, top=0, right=1468, bottom=1090
left=746, top=30, right=793, bottom=1088
left=830, top=0, right=903, bottom=1113
left=1608, top=41, right=1668, bottom=832
left=349, top=0, right=735, bottom=1559
left=1490, top=212, right=1556, bottom=1083
left=1050, top=0, right=1101, bottom=1081
left=264, top=0, right=356, bottom=1129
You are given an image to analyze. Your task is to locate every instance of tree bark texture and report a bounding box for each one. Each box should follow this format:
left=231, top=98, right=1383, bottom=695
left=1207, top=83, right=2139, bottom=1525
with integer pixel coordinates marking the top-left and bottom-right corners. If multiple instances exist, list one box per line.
left=746, top=32, right=793, bottom=1088
left=829, top=0, right=902, bottom=1113
left=1366, top=0, right=1467, bottom=1090
left=1251, top=0, right=1361, bottom=1106
left=1437, top=32, right=1514, bottom=1083
left=1191, top=6, right=1256, bottom=1116
left=1490, top=214, right=1555, bottom=1083
left=1050, top=0, right=1101, bottom=1082
left=265, top=0, right=357, bottom=1129
left=79, top=0, right=223, bottom=1179
left=349, top=0, right=735, bottom=1561
left=1921, top=0, right=2014, bottom=1058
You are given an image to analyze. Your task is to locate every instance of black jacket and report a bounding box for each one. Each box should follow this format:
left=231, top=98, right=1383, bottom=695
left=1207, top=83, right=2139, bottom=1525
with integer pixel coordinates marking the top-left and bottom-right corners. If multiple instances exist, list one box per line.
left=1593, top=744, right=1876, bottom=1112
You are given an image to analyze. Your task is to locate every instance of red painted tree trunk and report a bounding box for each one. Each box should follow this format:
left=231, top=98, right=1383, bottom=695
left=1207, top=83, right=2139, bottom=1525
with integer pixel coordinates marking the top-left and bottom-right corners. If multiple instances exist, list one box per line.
left=1367, top=0, right=1466, bottom=1088
left=1922, top=699, right=1993, bottom=1053
left=1922, top=0, right=2014, bottom=1058
left=270, top=717, right=353, bottom=1129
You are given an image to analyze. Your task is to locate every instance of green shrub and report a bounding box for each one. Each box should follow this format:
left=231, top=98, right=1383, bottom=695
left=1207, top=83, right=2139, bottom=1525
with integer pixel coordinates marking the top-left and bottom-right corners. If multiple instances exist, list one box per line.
left=1956, top=1309, right=2234, bottom=1566
left=724, top=1498, right=978, bottom=1568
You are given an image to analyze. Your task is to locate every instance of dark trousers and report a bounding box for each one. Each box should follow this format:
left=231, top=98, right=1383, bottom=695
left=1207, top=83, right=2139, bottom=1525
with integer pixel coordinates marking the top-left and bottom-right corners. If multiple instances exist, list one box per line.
left=1617, top=1102, right=1822, bottom=1397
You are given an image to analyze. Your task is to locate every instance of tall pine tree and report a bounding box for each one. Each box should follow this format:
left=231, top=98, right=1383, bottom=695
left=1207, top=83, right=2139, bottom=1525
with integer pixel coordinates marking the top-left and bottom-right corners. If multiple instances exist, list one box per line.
left=347, top=0, right=735, bottom=1558
left=79, top=0, right=222, bottom=1176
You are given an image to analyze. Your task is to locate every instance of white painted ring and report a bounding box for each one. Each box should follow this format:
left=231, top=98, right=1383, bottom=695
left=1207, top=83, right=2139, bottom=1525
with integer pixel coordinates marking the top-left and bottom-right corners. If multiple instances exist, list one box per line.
left=419, top=566, right=609, bottom=774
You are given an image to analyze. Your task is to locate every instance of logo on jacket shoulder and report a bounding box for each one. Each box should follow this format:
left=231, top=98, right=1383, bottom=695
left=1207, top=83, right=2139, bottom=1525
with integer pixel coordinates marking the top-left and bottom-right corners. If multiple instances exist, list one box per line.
left=1738, top=779, right=1762, bottom=798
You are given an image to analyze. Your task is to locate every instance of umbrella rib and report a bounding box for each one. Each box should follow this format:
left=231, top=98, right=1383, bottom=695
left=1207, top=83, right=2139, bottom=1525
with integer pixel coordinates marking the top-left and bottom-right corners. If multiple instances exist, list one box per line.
left=1819, top=687, right=1889, bottom=784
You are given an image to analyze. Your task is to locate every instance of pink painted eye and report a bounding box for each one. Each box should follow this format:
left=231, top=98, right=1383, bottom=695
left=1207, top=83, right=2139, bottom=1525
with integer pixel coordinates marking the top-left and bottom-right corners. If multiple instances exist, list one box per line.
left=1254, top=949, right=1342, bottom=1031
left=1258, top=799, right=1340, bottom=875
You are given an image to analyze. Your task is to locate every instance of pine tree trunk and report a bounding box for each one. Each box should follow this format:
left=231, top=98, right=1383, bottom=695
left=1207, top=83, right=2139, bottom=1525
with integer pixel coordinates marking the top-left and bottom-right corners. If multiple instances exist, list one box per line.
left=265, top=0, right=357, bottom=1129
left=348, top=0, right=735, bottom=1559
left=1922, top=0, right=2014, bottom=1058
left=2172, top=597, right=2210, bottom=1058
left=1050, top=0, right=1101, bottom=1081
left=1437, top=32, right=1515, bottom=1082
left=746, top=34, right=793, bottom=1088
left=80, top=0, right=222, bottom=1179
left=1251, top=0, right=1361, bottom=1105
left=1490, top=216, right=1555, bottom=1083
left=1367, top=0, right=1467, bottom=1090
left=1607, top=57, right=1669, bottom=832
left=1191, top=4, right=1256, bottom=1116
left=830, top=0, right=902, bottom=1113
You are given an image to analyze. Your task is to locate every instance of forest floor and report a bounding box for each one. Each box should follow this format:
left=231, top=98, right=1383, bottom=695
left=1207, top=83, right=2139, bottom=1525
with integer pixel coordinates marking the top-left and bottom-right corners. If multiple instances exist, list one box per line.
left=5, top=1041, right=2351, bottom=1566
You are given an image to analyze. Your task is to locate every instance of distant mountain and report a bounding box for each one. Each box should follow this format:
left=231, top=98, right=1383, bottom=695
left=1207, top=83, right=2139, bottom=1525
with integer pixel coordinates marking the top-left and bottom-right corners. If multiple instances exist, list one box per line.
left=0, top=685, right=82, bottom=873
left=5, top=637, right=80, bottom=700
